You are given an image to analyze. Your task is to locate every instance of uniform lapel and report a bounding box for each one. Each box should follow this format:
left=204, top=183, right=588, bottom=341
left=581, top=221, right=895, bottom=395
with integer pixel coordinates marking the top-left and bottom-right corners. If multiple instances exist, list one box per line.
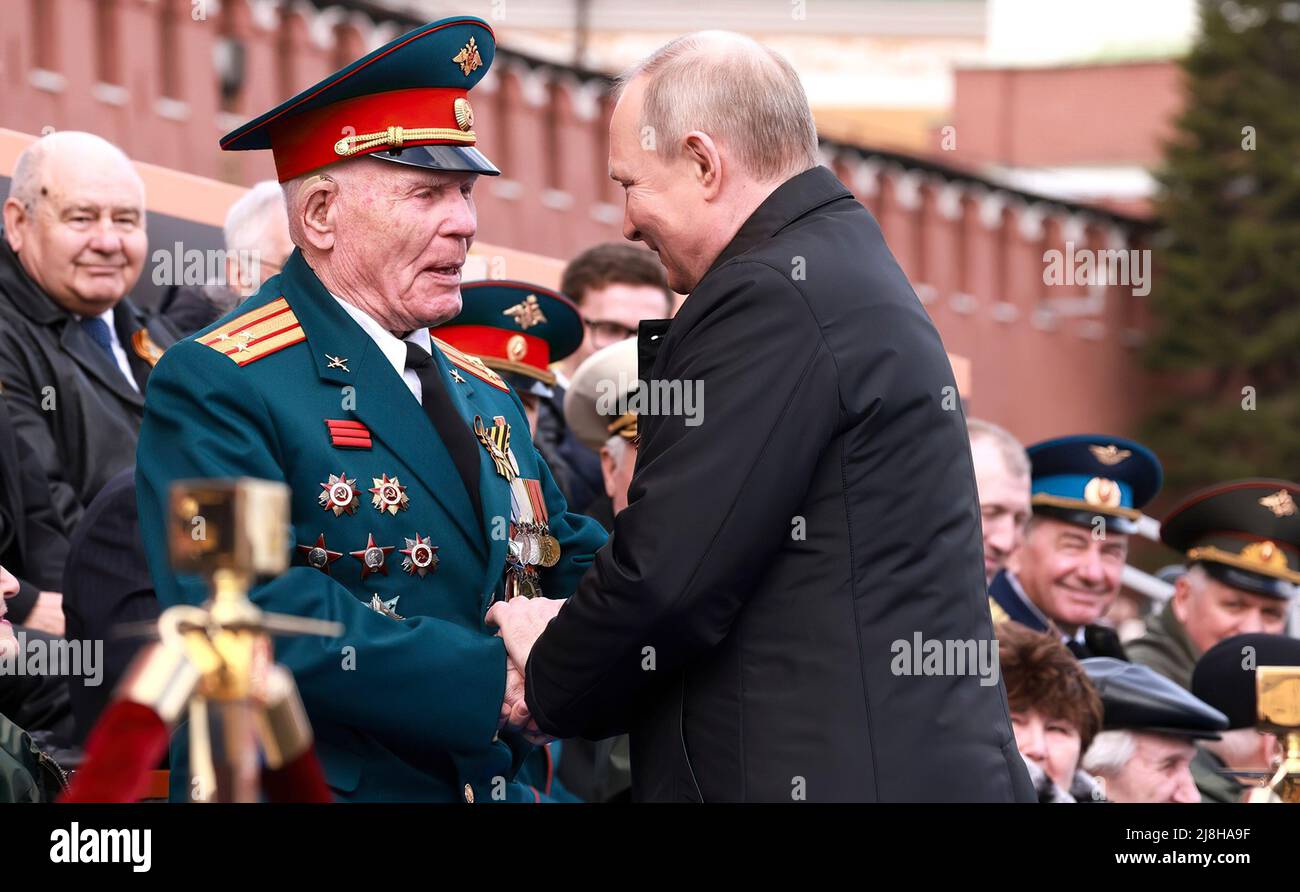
left=433, top=349, right=511, bottom=597
left=280, top=250, right=485, bottom=556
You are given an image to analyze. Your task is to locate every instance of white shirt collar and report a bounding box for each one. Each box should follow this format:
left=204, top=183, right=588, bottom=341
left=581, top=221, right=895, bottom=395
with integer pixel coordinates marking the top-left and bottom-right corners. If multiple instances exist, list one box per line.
left=330, top=293, right=431, bottom=377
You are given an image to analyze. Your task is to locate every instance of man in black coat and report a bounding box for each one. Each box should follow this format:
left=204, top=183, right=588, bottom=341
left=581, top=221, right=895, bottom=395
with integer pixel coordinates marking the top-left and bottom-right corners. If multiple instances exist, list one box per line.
left=61, top=468, right=161, bottom=745
left=0, top=132, right=178, bottom=532
left=489, top=32, right=1033, bottom=802
left=0, top=395, right=68, bottom=632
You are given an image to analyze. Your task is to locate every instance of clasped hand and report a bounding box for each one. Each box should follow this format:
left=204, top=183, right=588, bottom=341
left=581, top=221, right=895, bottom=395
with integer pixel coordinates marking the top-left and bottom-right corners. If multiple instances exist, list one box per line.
left=487, top=595, right=564, bottom=746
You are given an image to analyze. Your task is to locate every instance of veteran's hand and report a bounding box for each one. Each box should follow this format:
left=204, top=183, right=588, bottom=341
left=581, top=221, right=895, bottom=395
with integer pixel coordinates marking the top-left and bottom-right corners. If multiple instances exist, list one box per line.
left=486, top=595, right=564, bottom=676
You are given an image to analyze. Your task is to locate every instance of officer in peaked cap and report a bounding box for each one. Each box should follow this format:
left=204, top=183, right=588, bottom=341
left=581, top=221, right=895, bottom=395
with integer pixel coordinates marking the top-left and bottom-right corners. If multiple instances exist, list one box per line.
left=433, top=281, right=583, bottom=436
left=1080, top=657, right=1227, bottom=802
left=988, top=434, right=1162, bottom=660
left=1189, top=633, right=1300, bottom=802
left=135, top=16, right=607, bottom=803
left=1128, top=479, right=1299, bottom=692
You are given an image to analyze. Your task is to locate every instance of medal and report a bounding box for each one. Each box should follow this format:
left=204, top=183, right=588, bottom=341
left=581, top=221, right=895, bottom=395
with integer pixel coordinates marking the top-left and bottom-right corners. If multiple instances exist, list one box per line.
left=350, top=533, right=393, bottom=579
left=319, top=472, right=360, bottom=516
left=369, top=473, right=410, bottom=515
left=369, top=593, right=404, bottom=620
left=523, top=478, right=561, bottom=568
left=537, top=533, right=561, bottom=569
left=399, top=533, right=439, bottom=577
left=297, top=534, right=343, bottom=574
left=473, top=415, right=515, bottom=481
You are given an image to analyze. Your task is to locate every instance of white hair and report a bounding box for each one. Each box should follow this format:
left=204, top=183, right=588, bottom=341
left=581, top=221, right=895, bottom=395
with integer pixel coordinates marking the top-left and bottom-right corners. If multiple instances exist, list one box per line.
left=967, top=417, right=1030, bottom=480
left=7, top=130, right=142, bottom=209
left=224, top=180, right=287, bottom=257
left=1081, top=729, right=1136, bottom=777
left=617, top=31, right=819, bottom=183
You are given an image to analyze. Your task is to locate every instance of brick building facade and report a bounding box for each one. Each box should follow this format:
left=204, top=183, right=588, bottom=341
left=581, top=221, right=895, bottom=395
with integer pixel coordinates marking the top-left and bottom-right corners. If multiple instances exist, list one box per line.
left=0, top=0, right=1170, bottom=441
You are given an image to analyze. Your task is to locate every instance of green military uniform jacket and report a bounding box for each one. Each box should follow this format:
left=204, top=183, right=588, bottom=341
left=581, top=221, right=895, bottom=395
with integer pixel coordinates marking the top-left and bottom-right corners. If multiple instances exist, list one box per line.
left=1126, top=601, right=1200, bottom=691
left=136, top=249, right=607, bottom=802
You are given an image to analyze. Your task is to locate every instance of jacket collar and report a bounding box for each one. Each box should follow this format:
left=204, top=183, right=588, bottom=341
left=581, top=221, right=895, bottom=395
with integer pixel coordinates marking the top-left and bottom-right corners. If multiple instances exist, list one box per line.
left=1155, top=598, right=1201, bottom=666
left=0, top=235, right=66, bottom=325
left=989, top=569, right=1052, bottom=635
left=703, top=165, right=852, bottom=278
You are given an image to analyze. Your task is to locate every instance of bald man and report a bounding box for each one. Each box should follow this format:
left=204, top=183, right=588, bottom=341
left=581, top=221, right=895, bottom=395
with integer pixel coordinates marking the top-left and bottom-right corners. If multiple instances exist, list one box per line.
left=0, top=131, right=178, bottom=531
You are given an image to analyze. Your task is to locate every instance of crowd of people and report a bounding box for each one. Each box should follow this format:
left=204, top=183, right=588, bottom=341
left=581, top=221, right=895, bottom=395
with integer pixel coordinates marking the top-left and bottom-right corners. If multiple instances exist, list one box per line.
left=1, top=16, right=1296, bottom=804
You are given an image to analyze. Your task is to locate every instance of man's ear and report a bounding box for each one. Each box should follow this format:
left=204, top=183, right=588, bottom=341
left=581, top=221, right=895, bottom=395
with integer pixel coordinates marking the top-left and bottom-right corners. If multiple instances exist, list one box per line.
left=1170, top=575, right=1193, bottom=622
left=599, top=446, right=619, bottom=499
left=297, top=175, right=339, bottom=251
left=2, top=197, right=28, bottom=252
left=681, top=131, right=723, bottom=199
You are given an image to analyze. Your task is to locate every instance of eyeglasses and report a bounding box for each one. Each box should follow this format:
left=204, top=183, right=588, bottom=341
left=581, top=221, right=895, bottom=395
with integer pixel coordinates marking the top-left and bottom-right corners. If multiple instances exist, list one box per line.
left=585, top=318, right=639, bottom=348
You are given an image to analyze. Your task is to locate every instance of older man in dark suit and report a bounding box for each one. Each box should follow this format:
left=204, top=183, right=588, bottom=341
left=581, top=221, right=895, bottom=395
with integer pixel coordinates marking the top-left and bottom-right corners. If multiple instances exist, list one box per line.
left=490, top=31, right=1033, bottom=802
left=0, top=131, right=178, bottom=532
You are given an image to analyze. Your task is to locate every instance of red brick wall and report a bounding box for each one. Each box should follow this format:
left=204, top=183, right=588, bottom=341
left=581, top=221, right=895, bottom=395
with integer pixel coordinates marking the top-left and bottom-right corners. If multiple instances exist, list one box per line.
left=0, top=0, right=1160, bottom=444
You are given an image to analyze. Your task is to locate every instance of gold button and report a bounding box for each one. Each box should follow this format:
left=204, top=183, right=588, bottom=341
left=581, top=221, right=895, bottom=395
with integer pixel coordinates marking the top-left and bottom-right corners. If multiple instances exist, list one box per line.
left=463, top=783, right=475, bottom=803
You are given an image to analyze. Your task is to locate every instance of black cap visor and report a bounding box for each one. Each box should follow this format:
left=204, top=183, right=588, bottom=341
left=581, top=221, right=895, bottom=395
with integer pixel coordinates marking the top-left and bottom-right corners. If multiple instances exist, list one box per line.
left=370, top=144, right=500, bottom=176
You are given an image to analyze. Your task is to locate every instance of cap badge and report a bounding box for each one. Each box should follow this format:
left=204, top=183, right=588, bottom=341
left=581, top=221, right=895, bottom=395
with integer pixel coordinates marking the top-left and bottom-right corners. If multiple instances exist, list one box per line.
left=1084, top=476, right=1122, bottom=508
left=1241, top=540, right=1288, bottom=571
left=453, top=37, right=483, bottom=76
left=1260, top=489, right=1297, bottom=518
left=503, top=294, right=547, bottom=330
left=454, top=97, right=475, bottom=132
left=507, top=334, right=528, bottom=361
left=1089, top=444, right=1131, bottom=466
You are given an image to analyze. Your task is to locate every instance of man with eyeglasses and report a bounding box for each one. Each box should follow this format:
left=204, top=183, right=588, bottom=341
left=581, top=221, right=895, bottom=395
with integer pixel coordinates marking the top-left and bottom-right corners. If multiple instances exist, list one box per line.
left=533, top=243, right=673, bottom=514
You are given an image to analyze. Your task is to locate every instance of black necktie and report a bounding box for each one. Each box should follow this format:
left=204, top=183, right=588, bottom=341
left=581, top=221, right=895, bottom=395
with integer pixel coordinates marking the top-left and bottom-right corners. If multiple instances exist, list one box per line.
left=404, top=341, right=483, bottom=526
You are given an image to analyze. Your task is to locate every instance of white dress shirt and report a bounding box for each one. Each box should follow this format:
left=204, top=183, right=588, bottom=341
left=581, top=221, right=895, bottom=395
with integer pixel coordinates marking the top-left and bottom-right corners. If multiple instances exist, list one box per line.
left=331, top=294, right=432, bottom=403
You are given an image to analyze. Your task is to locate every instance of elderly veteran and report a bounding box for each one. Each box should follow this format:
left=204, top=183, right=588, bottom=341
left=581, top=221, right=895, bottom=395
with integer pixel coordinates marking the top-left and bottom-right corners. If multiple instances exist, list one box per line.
left=993, top=434, right=1163, bottom=659
left=135, top=16, right=606, bottom=802
left=1081, top=658, right=1227, bottom=802
left=1129, top=479, right=1298, bottom=691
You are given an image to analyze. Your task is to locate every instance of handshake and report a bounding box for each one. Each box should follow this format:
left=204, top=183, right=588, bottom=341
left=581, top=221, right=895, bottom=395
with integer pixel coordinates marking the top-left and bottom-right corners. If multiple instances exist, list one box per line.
left=486, top=595, right=565, bottom=746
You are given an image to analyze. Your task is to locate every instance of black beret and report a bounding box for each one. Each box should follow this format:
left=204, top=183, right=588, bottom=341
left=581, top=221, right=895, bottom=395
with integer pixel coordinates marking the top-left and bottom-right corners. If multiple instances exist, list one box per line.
left=1191, top=633, right=1300, bottom=729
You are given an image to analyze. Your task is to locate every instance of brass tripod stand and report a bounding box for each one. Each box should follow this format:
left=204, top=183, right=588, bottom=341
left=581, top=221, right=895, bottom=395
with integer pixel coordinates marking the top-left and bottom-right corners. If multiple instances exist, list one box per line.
left=116, top=478, right=343, bottom=802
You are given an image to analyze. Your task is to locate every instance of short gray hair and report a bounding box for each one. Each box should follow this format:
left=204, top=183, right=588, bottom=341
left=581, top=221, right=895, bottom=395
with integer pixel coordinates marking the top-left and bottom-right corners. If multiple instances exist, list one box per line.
left=968, top=418, right=1030, bottom=480
left=1081, top=729, right=1136, bottom=777
left=224, top=180, right=287, bottom=256
left=617, top=31, right=819, bottom=183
